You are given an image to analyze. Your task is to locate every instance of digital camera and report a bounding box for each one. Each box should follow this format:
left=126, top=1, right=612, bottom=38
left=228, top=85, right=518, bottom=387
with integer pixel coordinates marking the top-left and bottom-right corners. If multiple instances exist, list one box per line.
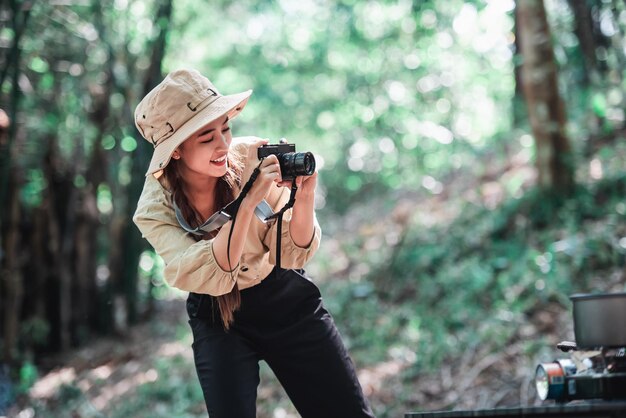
left=257, top=142, right=316, bottom=181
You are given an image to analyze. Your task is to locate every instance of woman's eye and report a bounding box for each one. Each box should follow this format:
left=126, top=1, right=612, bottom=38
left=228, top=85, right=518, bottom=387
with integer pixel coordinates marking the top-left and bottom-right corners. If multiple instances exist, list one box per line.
left=198, top=126, right=228, bottom=142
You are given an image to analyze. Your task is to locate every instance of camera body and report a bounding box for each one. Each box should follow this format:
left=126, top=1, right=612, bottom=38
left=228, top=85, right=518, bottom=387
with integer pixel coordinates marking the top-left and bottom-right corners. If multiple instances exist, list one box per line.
left=258, top=142, right=316, bottom=181
left=257, top=143, right=296, bottom=158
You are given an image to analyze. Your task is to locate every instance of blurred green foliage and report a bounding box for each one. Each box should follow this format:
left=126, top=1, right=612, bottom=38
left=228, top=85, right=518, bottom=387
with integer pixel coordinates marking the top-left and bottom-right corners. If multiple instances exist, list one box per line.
left=166, top=0, right=517, bottom=212
left=4, top=0, right=626, bottom=416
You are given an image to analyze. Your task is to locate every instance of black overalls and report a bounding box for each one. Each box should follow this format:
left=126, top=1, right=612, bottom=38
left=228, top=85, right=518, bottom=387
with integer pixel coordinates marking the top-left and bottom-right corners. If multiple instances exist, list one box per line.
left=186, top=267, right=376, bottom=418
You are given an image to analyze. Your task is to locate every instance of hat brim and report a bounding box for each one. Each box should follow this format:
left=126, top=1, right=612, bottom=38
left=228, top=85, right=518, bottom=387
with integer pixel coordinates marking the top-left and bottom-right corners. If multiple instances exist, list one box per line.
left=146, top=89, right=253, bottom=177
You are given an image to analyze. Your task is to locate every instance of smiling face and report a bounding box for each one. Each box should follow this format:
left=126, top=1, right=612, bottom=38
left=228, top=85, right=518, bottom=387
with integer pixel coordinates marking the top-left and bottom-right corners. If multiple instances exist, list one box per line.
left=173, top=115, right=232, bottom=180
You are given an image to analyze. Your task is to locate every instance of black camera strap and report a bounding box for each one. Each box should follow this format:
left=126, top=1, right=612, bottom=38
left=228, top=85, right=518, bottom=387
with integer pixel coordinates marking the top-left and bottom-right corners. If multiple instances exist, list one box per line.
left=174, top=164, right=273, bottom=237
left=265, top=179, right=298, bottom=270
left=223, top=163, right=263, bottom=271
left=174, top=159, right=298, bottom=270
left=221, top=171, right=297, bottom=271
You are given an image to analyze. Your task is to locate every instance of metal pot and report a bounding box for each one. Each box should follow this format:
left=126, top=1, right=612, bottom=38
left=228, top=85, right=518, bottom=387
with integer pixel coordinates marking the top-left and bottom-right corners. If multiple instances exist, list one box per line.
left=571, top=292, right=626, bottom=349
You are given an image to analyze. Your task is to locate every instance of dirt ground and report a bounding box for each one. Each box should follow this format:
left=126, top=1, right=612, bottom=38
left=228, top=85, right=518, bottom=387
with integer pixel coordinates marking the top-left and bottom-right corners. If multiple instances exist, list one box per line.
left=1, top=296, right=563, bottom=418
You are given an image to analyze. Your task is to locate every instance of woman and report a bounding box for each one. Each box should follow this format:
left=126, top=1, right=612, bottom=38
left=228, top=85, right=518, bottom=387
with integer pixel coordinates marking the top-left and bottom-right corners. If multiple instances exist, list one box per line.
left=133, top=69, right=375, bottom=418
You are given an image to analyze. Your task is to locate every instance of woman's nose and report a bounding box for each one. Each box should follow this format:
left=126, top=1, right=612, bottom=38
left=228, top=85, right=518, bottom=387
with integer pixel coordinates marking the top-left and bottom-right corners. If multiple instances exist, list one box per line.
left=216, top=132, right=228, bottom=147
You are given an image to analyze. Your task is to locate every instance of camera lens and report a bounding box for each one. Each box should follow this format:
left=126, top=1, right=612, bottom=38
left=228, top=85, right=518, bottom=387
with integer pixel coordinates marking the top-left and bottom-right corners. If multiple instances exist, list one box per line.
left=294, top=152, right=315, bottom=176
left=280, top=152, right=316, bottom=179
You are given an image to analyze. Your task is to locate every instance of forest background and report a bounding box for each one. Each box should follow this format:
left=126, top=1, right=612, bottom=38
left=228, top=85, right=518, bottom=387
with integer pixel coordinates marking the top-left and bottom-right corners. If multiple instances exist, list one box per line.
left=1, top=0, right=626, bottom=417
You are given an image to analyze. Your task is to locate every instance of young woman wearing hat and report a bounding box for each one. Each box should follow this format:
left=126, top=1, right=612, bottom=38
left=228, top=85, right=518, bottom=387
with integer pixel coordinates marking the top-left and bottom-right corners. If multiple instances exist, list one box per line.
left=133, top=69, right=375, bottom=418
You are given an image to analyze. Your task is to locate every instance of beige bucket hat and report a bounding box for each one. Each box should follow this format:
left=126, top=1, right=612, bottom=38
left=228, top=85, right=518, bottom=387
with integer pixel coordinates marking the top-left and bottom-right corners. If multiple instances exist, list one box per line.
left=135, top=68, right=252, bottom=177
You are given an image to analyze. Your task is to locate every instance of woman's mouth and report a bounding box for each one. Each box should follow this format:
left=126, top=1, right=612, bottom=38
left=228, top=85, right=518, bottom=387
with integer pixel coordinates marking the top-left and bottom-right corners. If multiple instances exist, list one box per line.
left=210, top=155, right=227, bottom=166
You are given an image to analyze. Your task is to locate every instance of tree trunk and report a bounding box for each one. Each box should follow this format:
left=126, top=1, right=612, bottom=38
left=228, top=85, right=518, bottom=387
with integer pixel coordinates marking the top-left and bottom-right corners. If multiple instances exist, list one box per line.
left=567, top=0, right=606, bottom=83
left=2, top=164, right=22, bottom=365
left=32, top=207, right=48, bottom=321
left=60, top=184, right=78, bottom=351
left=512, top=6, right=525, bottom=128
left=121, top=0, right=173, bottom=324
left=516, top=0, right=575, bottom=195
left=0, top=1, right=30, bottom=363
left=42, top=142, right=73, bottom=351
left=0, top=1, right=32, bottom=203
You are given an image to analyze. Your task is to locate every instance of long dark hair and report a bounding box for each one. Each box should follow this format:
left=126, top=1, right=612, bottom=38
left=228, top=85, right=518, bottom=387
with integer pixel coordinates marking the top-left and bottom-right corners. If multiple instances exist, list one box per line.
left=163, top=152, right=244, bottom=329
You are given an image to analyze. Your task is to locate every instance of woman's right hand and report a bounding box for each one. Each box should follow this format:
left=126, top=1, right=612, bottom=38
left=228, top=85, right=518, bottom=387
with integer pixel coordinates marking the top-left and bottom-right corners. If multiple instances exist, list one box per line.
left=241, top=138, right=282, bottom=206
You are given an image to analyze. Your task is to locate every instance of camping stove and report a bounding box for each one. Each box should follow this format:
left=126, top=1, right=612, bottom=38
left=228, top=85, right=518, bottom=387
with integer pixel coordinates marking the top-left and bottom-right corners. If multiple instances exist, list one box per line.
left=535, top=293, right=626, bottom=402
left=535, top=344, right=626, bottom=402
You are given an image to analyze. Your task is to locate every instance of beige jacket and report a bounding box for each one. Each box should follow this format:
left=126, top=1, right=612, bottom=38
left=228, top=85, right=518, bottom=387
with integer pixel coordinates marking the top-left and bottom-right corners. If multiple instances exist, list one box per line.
left=132, top=136, right=321, bottom=296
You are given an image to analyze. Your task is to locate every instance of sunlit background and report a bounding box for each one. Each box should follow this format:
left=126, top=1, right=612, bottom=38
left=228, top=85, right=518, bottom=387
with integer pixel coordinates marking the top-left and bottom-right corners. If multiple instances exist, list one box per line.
left=1, top=0, right=626, bottom=417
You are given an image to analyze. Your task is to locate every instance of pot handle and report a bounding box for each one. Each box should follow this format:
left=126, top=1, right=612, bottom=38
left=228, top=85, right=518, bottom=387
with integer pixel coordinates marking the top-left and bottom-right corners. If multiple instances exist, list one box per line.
left=556, top=341, right=578, bottom=352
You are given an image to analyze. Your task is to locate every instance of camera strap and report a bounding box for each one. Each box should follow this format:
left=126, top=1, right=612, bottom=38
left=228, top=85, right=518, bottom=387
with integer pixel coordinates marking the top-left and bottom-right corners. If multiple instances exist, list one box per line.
left=174, top=201, right=273, bottom=236
left=173, top=166, right=274, bottom=237
left=173, top=160, right=298, bottom=270
left=264, top=179, right=298, bottom=270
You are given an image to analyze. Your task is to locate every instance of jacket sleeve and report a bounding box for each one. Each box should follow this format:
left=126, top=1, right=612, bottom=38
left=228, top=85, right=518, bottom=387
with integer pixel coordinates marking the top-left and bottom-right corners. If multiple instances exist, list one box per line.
left=262, top=185, right=322, bottom=269
left=132, top=176, right=239, bottom=296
